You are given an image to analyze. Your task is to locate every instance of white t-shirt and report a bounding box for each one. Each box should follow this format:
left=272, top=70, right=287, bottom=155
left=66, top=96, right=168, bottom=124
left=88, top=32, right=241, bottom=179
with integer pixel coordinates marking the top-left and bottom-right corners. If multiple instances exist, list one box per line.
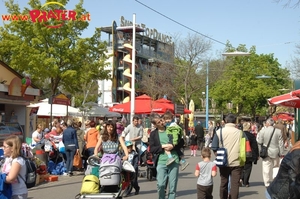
left=32, top=130, right=42, bottom=145
left=2, top=157, right=27, bottom=195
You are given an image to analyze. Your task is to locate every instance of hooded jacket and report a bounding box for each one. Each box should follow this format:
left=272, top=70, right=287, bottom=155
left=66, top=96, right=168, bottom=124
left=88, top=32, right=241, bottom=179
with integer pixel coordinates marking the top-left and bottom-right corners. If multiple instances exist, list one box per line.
left=267, top=149, right=300, bottom=199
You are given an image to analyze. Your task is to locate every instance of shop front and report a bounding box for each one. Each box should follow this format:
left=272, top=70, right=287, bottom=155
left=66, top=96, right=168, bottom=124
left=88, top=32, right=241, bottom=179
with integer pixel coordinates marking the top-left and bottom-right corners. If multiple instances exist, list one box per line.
left=0, top=60, right=40, bottom=139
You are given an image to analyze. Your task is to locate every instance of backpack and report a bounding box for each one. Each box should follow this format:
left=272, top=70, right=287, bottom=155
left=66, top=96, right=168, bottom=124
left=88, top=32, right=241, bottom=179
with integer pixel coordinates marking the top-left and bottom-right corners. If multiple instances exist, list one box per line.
left=18, top=157, right=37, bottom=188
left=80, top=175, right=100, bottom=194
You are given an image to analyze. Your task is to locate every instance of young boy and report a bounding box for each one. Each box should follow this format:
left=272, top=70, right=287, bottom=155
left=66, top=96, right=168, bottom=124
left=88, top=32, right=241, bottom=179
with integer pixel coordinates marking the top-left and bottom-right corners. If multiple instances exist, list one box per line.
left=125, top=141, right=140, bottom=195
left=163, top=111, right=189, bottom=170
left=195, top=147, right=217, bottom=199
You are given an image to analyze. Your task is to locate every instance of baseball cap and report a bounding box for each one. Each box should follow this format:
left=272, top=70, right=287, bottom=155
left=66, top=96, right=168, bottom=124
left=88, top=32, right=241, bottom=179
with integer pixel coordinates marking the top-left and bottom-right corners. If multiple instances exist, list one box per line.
left=125, top=141, right=133, bottom=147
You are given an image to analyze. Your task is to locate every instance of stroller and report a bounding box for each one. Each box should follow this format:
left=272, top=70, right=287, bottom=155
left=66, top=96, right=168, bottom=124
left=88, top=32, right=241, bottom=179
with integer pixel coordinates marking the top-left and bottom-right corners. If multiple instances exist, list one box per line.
left=78, top=155, right=135, bottom=199
left=145, top=146, right=157, bottom=181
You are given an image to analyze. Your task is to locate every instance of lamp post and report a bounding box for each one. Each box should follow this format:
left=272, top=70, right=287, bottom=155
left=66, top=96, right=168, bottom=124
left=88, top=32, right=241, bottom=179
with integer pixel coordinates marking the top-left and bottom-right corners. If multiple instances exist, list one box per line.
left=205, top=61, right=209, bottom=129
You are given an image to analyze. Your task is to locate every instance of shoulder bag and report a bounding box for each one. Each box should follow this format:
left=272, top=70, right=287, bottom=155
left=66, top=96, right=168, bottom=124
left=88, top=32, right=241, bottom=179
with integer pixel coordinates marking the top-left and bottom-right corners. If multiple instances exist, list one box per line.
left=214, top=128, right=228, bottom=167
left=259, top=128, right=275, bottom=159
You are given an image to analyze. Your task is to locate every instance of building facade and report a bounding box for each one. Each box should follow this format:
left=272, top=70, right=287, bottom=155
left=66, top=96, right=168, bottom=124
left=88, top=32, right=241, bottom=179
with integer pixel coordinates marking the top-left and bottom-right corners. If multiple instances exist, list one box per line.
left=98, top=16, right=174, bottom=106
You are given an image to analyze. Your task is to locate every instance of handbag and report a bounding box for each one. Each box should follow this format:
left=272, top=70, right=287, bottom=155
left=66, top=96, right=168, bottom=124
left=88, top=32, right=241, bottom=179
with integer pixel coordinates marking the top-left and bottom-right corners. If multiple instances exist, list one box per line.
left=58, top=141, right=65, bottom=153
left=239, top=131, right=253, bottom=166
left=214, top=128, right=228, bottom=167
left=259, top=128, right=275, bottom=159
left=73, top=151, right=83, bottom=168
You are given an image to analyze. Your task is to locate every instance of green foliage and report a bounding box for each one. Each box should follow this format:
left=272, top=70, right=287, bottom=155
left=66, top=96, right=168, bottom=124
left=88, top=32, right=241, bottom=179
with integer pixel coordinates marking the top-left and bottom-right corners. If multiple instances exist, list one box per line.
left=210, top=44, right=290, bottom=119
left=0, top=0, right=110, bottom=104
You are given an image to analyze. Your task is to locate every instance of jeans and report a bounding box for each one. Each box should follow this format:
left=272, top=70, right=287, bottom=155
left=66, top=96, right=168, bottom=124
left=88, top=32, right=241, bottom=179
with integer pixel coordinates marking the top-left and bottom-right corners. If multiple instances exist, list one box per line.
left=11, top=193, right=28, bottom=199
left=156, top=163, right=179, bottom=199
left=265, top=190, right=272, bottom=199
left=65, top=145, right=77, bottom=173
left=219, top=166, right=241, bottom=199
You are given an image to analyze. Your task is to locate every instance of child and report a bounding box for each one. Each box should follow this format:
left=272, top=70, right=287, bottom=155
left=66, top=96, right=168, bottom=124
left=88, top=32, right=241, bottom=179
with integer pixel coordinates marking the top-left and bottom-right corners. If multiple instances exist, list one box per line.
left=163, top=111, right=189, bottom=171
left=125, top=141, right=140, bottom=195
left=189, top=129, right=198, bottom=156
left=195, top=147, right=217, bottom=199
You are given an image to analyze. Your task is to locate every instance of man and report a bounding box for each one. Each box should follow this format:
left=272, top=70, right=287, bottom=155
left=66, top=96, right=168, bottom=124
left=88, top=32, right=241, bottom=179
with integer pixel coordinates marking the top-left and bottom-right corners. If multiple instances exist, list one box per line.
left=257, top=118, right=284, bottom=188
left=211, top=114, right=242, bottom=199
left=121, top=116, right=143, bottom=154
left=194, top=121, right=204, bottom=151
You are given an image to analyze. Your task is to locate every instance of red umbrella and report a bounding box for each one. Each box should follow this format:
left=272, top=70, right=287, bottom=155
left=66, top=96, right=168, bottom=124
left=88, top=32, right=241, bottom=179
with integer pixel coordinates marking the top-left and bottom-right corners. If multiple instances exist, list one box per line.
left=109, top=94, right=154, bottom=114
left=152, top=98, right=191, bottom=114
left=268, top=89, right=300, bottom=108
left=272, top=113, right=294, bottom=121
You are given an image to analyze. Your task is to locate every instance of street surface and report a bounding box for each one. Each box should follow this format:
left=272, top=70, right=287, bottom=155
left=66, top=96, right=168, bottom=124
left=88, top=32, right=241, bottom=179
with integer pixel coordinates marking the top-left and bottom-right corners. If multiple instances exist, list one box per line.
left=28, top=149, right=266, bottom=199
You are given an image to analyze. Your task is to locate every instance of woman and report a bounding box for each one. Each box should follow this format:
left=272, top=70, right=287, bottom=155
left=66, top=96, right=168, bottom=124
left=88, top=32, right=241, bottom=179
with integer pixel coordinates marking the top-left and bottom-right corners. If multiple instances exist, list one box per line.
left=84, top=121, right=99, bottom=158
left=266, top=140, right=300, bottom=199
left=149, top=113, right=179, bottom=199
left=2, top=135, right=27, bottom=198
left=74, top=122, right=85, bottom=162
left=61, top=120, right=79, bottom=176
left=240, top=122, right=259, bottom=187
left=94, top=120, right=128, bottom=160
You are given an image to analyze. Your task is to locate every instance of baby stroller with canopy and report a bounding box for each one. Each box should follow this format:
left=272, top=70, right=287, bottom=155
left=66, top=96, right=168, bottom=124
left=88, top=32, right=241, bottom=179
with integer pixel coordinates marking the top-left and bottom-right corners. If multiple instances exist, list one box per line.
left=77, top=155, right=135, bottom=199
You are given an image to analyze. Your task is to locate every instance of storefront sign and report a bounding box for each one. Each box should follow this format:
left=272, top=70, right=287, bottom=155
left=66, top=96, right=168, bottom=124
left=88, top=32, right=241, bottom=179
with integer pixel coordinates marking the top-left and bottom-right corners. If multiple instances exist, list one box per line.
left=120, top=16, right=172, bottom=44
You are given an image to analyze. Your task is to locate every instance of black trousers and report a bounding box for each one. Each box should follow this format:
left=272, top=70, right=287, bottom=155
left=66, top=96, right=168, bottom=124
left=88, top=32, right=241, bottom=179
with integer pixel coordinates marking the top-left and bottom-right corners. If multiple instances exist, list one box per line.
left=197, top=139, right=204, bottom=151
left=219, top=166, right=241, bottom=199
left=197, top=184, right=213, bottom=199
left=241, top=161, right=253, bottom=186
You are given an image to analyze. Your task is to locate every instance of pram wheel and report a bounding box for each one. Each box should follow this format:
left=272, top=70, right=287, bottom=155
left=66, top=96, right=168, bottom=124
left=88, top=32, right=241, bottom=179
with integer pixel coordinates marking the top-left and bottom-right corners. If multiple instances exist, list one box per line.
left=121, top=184, right=132, bottom=197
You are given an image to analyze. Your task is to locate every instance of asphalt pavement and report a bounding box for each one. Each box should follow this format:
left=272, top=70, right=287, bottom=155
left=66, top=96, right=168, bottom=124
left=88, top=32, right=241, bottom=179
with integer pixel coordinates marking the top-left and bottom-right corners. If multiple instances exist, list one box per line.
left=28, top=149, right=267, bottom=199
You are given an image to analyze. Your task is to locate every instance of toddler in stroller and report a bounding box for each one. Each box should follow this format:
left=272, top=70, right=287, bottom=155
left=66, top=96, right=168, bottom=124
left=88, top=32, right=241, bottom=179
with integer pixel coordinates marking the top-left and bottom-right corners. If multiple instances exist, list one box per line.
left=145, top=146, right=157, bottom=181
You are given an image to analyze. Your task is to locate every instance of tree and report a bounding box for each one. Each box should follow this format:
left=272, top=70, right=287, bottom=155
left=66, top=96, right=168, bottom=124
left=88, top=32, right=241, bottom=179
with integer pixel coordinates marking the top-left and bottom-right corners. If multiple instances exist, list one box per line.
left=210, top=44, right=291, bottom=120
left=139, top=61, right=175, bottom=100
left=172, top=33, right=212, bottom=107
left=0, top=0, right=110, bottom=103
left=274, top=0, right=300, bottom=8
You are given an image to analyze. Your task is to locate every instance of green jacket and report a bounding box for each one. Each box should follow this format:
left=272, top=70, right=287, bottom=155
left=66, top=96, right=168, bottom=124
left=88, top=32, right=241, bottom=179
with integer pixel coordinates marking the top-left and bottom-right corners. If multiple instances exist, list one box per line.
left=166, top=124, right=183, bottom=145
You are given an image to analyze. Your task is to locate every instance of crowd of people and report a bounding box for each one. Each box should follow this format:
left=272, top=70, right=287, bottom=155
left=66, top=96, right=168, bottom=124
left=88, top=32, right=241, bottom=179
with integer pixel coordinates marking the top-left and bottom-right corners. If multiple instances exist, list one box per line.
left=1, top=110, right=299, bottom=199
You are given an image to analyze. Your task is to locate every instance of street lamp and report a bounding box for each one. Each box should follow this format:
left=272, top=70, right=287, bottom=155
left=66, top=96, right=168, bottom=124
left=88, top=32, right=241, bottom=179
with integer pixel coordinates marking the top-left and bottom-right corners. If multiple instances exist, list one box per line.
left=206, top=51, right=251, bottom=128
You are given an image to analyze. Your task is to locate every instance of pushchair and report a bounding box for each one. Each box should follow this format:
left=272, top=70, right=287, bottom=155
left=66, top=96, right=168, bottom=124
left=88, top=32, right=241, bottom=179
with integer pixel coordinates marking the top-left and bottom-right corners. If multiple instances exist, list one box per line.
left=78, top=155, right=135, bottom=199
left=145, top=147, right=157, bottom=181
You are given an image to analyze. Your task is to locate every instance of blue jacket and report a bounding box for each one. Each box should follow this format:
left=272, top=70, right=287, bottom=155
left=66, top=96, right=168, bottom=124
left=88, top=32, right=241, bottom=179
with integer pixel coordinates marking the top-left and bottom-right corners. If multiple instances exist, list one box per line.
left=62, top=126, right=79, bottom=149
left=0, top=173, right=12, bottom=199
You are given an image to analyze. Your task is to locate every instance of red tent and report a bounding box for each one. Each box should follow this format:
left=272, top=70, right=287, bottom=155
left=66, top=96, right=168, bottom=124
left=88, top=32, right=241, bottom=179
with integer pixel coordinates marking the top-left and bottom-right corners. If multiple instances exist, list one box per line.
left=151, top=98, right=191, bottom=114
left=272, top=113, right=294, bottom=121
left=268, top=89, right=300, bottom=108
left=109, top=96, right=191, bottom=114
left=109, top=94, right=154, bottom=114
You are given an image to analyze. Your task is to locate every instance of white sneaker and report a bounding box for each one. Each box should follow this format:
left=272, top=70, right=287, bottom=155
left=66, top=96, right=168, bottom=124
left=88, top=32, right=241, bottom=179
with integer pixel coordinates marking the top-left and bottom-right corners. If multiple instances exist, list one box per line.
left=62, top=172, right=69, bottom=176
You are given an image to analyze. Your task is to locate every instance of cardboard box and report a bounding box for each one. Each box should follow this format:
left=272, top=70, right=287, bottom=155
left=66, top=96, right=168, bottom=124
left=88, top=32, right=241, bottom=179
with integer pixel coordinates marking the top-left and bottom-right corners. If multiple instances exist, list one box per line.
left=45, top=175, right=58, bottom=182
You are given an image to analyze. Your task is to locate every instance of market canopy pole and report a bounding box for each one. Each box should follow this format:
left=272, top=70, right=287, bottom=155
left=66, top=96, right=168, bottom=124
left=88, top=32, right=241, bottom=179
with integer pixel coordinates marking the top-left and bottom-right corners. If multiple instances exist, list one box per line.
left=130, top=13, right=136, bottom=122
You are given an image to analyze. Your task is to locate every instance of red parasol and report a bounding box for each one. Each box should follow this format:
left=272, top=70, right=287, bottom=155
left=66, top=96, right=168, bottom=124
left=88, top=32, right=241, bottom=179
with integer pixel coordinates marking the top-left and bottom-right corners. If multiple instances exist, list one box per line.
left=152, top=98, right=191, bottom=114
left=272, top=113, right=294, bottom=121
left=267, top=89, right=300, bottom=108
left=109, top=94, right=154, bottom=114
